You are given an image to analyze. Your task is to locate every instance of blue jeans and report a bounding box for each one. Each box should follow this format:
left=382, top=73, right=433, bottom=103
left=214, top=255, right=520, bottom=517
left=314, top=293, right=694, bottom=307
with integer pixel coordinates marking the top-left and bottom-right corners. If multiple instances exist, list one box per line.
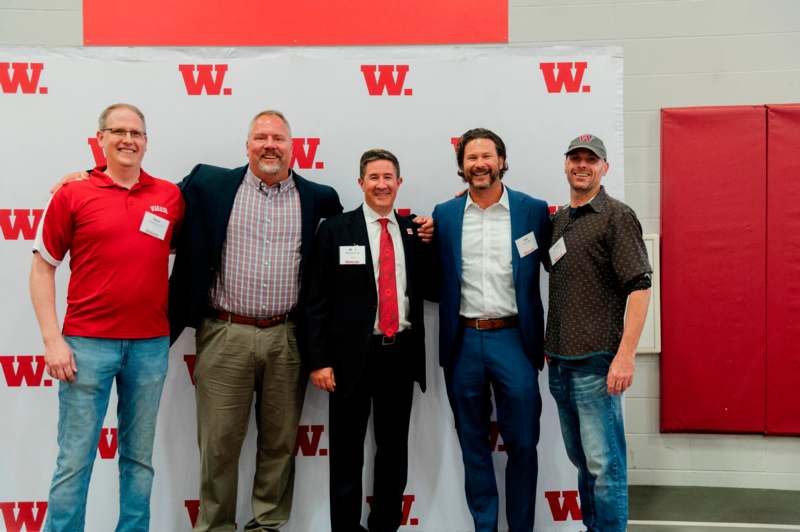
left=548, top=359, right=627, bottom=532
left=44, top=336, right=169, bottom=532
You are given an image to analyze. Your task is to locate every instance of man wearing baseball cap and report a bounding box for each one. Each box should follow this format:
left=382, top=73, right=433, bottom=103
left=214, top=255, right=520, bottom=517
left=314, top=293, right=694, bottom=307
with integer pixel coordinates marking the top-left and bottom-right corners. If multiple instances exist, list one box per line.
left=545, top=134, right=652, bottom=532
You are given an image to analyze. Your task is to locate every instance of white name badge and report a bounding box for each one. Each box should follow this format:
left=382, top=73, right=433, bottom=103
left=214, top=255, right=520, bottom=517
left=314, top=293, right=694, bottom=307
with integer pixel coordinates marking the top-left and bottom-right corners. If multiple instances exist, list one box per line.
left=139, top=211, right=169, bottom=240
left=339, top=245, right=366, bottom=265
left=514, top=231, right=538, bottom=258
left=549, top=236, right=567, bottom=265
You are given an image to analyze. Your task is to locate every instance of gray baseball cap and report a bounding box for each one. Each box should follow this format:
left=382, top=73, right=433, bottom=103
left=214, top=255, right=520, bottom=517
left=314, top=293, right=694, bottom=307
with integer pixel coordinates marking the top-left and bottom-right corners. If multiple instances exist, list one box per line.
left=565, top=134, right=607, bottom=160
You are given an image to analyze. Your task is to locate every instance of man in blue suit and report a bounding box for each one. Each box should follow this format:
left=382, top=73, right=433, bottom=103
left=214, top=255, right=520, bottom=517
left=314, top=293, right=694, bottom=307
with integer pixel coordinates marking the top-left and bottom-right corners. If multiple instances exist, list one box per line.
left=431, top=128, right=551, bottom=532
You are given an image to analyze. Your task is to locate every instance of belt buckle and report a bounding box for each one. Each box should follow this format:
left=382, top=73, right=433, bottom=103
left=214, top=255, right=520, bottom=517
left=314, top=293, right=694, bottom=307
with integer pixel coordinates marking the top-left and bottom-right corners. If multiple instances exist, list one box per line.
left=474, top=319, right=488, bottom=330
left=382, top=335, right=396, bottom=346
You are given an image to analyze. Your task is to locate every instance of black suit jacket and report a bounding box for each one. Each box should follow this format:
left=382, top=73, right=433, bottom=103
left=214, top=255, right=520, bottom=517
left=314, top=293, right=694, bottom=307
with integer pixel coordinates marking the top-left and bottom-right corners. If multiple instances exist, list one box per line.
left=168, top=163, right=343, bottom=360
left=305, top=207, right=428, bottom=396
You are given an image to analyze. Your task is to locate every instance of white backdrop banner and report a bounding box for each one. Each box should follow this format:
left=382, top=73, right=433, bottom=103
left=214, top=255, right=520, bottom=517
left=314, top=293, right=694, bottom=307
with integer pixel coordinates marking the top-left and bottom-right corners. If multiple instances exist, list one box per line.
left=0, top=45, right=623, bottom=532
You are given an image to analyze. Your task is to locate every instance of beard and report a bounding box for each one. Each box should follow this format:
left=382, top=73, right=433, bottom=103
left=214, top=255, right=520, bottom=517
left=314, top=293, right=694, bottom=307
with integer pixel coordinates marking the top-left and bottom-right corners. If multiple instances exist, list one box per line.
left=465, top=168, right=500, bottom=189
left=258, top=160, right=282, bottom=175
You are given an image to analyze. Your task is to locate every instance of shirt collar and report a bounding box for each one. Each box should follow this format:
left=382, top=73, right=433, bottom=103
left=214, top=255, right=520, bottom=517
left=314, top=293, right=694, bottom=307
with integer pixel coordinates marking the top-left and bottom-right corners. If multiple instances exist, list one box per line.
left=583, top=186, right=609, bottom=213
left=245, top=168, right=296, bottom=192
left=90, top=166, right=153, bottom=189
left=363, top=202, right=397, bottom=225
left=464, top=184, right=510, bottom=212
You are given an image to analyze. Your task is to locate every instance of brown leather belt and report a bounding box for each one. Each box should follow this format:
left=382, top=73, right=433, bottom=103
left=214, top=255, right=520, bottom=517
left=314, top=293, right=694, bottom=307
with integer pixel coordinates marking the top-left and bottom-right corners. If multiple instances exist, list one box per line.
left=214, top=310, right=288, bottom=329
left=461, top=315, right=519, bottom=330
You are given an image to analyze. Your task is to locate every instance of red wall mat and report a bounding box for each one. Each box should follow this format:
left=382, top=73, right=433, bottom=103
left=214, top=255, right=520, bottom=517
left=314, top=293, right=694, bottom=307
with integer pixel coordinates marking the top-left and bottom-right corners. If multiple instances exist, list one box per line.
left=765, top=104, right=800, bottom=435
left=83, top=0, right=507, bottom=46
left=660, top=106, right=766, bottom=433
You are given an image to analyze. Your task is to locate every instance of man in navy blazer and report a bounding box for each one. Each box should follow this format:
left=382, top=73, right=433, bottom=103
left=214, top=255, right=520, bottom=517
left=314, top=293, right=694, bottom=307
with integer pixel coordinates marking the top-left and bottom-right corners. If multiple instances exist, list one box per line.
left=168, top=110, right=343, bottom=531
left=306, top=149, right=428, bottom=532
left=431, top=128, right=551, bottom=532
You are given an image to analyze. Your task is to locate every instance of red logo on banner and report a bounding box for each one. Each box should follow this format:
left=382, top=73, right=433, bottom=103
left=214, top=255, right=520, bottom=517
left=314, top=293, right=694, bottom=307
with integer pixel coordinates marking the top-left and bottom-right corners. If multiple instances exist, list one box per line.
left=0, top=63, right=47, bottom=94
left=360, top=65, right=412, bottom=96
left=0, top=501, right=48, bottom=532
left=549, top=205, right=558, bottom=215
left=489, top=420, right=505, bottom=452
left=0, top=210, right=43, bottom=241
left=450, top=137, right=460, bottom=151
left=183, top=354, right=196, bottom=385
left=291, top=138, right=324, bottom=170
left=87, top=137, right=106, bottom=167
left=185, top=500, right=200, bottom=527
left=539, top=62, right=590, bottom=93
left=366, top=494, right=419, bottom=526
left=544, top=490, right=583, bottom=521
left=295, top=424, right=327, bottom=456
left=0, top=355, right=52, bottom=387
left=98, top=427, right=118, bottom=459
left=178, top=65, right=232, bottom=96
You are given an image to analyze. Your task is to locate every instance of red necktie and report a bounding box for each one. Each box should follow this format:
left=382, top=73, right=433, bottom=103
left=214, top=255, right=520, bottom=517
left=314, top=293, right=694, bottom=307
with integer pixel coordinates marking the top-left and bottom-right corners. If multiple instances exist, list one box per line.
left=377, top=218, right=399, bottom=337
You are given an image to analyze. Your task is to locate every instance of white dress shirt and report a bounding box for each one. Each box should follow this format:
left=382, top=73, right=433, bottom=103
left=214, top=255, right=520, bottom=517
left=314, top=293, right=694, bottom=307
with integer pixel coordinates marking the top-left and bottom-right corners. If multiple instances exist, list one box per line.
left=363, top=204, right=411, bottom=334
left=459, top=186, right=518, bottom=318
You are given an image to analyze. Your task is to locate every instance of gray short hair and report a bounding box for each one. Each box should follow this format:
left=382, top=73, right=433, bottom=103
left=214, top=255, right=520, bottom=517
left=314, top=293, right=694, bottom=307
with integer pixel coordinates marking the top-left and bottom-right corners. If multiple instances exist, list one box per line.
left=98, top=103, right=146, bottom=131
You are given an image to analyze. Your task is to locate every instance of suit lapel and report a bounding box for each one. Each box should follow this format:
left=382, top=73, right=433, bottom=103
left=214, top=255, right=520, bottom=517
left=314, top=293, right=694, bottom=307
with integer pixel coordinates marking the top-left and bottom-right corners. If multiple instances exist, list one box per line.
left=453, top=195, right=467, bottom=279
left=507, top=186, right=523, bottom=287
left=350, top=207, right=377, bottom=301
left=215, top=166, right=247, bottom=260
left=397, top=215, right=414, bottom=299
left=294, top=173, right=315, bottom=263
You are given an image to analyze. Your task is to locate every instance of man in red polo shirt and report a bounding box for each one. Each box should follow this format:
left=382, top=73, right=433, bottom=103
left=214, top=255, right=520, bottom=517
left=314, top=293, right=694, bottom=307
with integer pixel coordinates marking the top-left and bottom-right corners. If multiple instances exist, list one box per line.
left=30, top=103, right=183, bottom=532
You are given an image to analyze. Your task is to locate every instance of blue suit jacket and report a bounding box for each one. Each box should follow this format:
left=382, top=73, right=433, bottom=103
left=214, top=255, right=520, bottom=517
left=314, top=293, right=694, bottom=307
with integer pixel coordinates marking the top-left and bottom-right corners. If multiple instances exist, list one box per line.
left=431, top=186, right=551, bottom=370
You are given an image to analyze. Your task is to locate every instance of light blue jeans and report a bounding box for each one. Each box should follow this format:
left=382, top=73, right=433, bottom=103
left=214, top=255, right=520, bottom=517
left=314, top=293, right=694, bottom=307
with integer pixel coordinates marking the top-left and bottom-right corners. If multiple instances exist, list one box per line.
left=44, top=336, right=169, bottom=532
left=548, top=358, right=627, bottom=532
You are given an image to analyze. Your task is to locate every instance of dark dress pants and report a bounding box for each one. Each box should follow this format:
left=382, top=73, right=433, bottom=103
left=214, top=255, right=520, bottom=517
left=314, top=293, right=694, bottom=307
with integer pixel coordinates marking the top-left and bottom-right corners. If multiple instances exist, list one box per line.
left=329, top=335, right=415, bottom=532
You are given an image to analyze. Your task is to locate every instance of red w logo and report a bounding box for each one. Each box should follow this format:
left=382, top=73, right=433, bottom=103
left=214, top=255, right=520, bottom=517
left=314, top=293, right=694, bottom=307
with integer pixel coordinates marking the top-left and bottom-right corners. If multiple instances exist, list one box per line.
left=544, top=490, right=583, bottom=521
left=183, top=354, right=196, bottom=385
left=0, top=355, right=51, bottom=387
left=178, top=65, right=232, bottom=96
left=0, top=501, right=48, bottom=532
left=490, top=420, right=505, bottom=452
left=0, top=210, right=43, bottom=241
left=185, top=500, right=200, bottom=527
left=450, top=137, right=460, bottom=151
left=295, top=424, right=327, bottom=456
left=539, top=62, right=590, bottom=93
left=366, top=494, right=419, bottom=526
left=291, top=138, right=324, bottom=170
left=0, top=63, right=47, bottom=94
left=87, top=137, right=106, bottom=167
left=98, top=427, right=119, bottom=459
left=360, top=65, right=412, bottom=96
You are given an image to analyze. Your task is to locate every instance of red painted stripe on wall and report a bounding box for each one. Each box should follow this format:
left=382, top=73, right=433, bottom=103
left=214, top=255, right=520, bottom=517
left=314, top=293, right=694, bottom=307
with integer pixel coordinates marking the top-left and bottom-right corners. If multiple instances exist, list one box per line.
left=83, top=0, right=507, bottom=46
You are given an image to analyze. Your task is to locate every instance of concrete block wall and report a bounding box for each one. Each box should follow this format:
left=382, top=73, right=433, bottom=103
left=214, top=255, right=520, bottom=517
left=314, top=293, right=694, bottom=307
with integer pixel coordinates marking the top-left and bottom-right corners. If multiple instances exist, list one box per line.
left=3, top=0, right=800, bottom=489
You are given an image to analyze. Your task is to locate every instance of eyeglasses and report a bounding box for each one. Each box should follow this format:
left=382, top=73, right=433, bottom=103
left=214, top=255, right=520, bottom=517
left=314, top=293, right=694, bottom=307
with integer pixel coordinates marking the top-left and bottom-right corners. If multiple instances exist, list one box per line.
left=101, top=128, right=147, bottom=140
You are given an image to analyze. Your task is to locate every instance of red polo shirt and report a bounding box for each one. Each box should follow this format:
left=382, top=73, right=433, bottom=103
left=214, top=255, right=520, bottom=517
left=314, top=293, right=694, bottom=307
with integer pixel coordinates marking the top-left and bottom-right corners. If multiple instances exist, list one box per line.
left=34, top=168, right=184, bottom=338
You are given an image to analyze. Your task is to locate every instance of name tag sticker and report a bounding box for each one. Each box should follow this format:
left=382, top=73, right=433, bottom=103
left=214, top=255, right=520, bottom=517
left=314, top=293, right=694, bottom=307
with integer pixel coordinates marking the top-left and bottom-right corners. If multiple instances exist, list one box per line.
left=514, top=231, right=538, bottom=258
left=139, top=211, right=169, bottom=240
left=549, top=237, right=567, bottom=265
left=339, top=245, right=366, bottom=265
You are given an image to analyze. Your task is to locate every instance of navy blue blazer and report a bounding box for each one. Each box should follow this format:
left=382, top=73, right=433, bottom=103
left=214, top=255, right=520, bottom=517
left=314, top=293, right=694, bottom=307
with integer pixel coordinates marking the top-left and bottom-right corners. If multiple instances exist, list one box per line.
left=168, top=164, right=343, bottom=360
left=431, top=186, right=551, bottom=370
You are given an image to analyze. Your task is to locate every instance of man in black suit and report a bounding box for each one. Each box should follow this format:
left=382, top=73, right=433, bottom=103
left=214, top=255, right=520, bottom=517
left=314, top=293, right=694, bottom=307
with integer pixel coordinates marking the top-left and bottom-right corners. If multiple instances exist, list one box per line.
left=306, top=148, right=428, bottom=532
left=168, top=110, right=343, bottom=532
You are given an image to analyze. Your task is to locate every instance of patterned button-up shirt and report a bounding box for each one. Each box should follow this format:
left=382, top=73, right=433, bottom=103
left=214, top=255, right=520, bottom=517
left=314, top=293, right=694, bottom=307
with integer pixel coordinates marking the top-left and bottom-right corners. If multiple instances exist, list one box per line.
left=545, top=186, right=652, bottom=359
left=210, top=169, right=302, bottom=317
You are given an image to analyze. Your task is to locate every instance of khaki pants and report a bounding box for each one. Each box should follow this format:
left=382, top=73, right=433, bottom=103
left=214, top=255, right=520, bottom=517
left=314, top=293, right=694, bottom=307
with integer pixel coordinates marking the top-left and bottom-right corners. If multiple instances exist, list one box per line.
left=193, top=318, right=303, bottom=532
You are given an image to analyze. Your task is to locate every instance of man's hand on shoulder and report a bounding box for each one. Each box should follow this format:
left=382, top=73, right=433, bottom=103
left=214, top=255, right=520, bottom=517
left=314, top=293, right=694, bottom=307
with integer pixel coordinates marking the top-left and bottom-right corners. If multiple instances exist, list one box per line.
left=413, top=216, right=434, bottom=244
left=310, top=367, right=336, bottom=392
left=44, top=335, right=77, bottom=382
left=50, top=171, right=89, bottom=194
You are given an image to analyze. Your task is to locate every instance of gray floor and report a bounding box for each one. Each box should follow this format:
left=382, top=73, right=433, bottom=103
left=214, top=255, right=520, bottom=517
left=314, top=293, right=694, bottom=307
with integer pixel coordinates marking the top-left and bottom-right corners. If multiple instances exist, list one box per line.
left=628, top=486, right=800, bottom=532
